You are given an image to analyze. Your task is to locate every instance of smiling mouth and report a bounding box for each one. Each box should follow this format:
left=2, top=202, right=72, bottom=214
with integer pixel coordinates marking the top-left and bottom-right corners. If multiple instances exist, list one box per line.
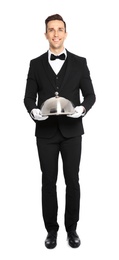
left=53, top=38, right=61, bottom=42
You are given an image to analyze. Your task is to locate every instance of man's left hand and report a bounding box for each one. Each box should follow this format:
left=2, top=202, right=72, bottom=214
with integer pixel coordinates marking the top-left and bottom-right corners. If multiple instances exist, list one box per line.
left=67, top=106, right=85, bottom=118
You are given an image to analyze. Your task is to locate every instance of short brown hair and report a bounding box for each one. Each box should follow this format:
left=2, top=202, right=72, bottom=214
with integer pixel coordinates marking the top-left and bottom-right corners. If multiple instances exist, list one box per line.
left=45, top=14, right=66, bottom=33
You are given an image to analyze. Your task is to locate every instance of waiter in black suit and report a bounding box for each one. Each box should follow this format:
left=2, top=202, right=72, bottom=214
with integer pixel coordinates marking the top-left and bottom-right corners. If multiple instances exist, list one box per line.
left=24, top=14, right=96, bottom=249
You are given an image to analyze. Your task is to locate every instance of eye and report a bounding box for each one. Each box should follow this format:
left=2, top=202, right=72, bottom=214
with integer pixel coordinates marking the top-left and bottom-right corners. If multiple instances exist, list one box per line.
left=59, top=28, right=64, bottom=32
left=49, top=28, right=53, bottom=32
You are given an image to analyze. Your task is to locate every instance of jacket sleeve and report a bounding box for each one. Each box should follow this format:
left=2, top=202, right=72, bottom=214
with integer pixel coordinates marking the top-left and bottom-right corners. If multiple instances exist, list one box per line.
left=24, top=60, right=38, bottom=113
left=80, top=58, right=96, bottom=113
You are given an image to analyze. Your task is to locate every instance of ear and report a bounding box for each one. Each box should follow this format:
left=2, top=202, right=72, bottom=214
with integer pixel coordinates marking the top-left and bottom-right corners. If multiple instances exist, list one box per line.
left=65, top=32, right=68, bottom=39
left=44, top=33, right=48, bottom=39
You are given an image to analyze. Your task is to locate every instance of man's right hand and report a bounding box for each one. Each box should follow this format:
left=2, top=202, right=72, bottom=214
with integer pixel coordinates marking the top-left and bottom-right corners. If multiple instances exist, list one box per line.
left=30, top=109, right=49, bottom=121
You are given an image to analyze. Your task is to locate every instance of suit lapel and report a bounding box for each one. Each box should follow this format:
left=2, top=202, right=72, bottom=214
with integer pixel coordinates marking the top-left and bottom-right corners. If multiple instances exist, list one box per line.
left=41, top=52, right=57, bottom=92
left=59, top=51, right=72, bottom=92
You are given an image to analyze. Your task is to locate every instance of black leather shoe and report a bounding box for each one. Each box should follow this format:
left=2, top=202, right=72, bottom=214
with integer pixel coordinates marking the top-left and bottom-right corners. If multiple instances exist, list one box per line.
left=67, top=231, right=81, bottom=248
left=45, top=231, right=57, bottom=249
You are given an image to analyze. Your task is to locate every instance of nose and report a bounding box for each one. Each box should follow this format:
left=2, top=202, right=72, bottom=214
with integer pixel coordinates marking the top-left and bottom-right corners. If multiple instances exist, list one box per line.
left=54, top=30, right=58, bottom=37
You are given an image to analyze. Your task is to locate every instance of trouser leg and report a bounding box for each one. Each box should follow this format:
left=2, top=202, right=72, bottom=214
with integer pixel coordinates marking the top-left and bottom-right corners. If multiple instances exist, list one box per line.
left=60, top=136, right=82, bottom=232
left=36, top=137, right=60, bottom=232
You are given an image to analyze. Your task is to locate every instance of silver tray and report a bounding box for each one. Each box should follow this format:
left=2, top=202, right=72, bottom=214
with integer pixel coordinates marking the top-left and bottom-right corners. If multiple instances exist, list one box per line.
left=41, top=92, right=75, bottom=116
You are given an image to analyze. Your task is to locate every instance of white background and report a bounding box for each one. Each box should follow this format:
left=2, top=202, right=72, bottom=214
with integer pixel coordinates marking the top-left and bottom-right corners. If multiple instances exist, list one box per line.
left=0, top=0, right=119, bottom=259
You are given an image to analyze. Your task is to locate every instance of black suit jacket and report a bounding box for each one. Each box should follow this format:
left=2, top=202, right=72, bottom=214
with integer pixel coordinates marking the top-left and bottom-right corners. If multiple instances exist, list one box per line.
left=24, top=50, right=96, bottom=138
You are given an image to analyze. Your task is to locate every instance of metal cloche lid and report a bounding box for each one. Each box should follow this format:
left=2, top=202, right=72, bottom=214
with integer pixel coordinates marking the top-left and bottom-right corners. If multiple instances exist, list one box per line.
left=41, top=92, right=75, bottom=116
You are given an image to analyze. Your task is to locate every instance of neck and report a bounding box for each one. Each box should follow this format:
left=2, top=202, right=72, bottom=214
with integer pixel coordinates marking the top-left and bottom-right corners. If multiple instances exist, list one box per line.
left=49, top=47, right=65, bottom=55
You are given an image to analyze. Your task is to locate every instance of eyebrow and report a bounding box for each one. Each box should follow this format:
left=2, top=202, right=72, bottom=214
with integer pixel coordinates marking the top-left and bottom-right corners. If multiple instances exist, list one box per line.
left=47, top=27, right=65, bottom=30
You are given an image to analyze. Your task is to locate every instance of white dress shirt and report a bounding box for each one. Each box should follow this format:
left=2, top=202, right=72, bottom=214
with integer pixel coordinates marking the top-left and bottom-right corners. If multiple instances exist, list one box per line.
left=48, top=49, right=67, bottom=75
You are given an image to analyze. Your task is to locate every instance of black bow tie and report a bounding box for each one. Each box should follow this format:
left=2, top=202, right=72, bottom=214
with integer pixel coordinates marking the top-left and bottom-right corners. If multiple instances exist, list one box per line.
left=50, top=53, right=65, bottom=61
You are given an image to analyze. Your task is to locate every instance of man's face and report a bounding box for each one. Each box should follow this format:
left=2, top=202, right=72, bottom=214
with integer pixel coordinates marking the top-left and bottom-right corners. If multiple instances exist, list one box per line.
left=45, top=20, right=67, bottom=53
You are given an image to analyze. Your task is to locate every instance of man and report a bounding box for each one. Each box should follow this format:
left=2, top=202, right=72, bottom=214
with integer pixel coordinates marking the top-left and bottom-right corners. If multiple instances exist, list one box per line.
left=24, top=14, right=96, bottom=249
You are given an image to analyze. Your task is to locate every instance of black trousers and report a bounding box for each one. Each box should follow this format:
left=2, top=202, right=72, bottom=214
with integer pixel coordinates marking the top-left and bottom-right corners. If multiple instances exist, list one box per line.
left=36, top=128, right=82, bottom=233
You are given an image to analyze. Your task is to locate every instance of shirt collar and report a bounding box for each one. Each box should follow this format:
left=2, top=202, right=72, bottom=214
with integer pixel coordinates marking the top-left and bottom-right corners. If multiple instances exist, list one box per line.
left=48, top=48, right=67, bottom=62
